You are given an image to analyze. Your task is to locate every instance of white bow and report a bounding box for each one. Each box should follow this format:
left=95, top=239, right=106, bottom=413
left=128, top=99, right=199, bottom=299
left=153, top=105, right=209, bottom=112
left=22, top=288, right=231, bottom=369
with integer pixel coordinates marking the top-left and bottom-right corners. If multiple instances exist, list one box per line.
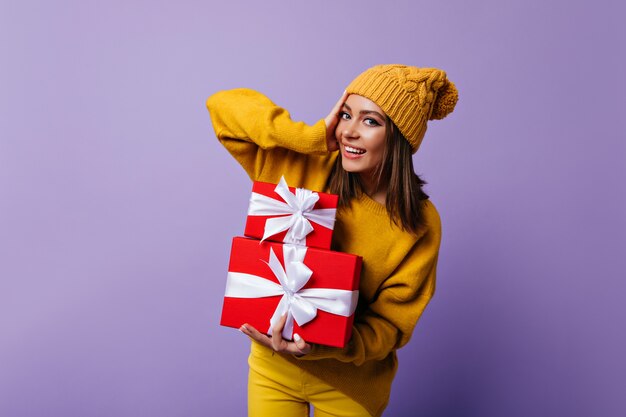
left=224, top=245, right=359, bottom=340
left=248, top=176, right=336, bottom=245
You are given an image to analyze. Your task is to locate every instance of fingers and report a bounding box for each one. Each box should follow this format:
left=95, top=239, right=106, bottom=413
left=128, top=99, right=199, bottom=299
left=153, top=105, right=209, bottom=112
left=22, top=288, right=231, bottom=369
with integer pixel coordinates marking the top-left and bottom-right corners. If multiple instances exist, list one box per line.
left=325, top=90, right=349, bottom=128
left=293, top=333, right=312, bottom=356
left=240, top=324, right=272, bottom=349
left=325, top=90, right=350, bottom=152
left=240, top=321, right=311, bottom=357
left=332, top=90, right=349, bottom=115
left=271, top=313, right=288, bottom=351
left=329, top=90, right=349, bottom=117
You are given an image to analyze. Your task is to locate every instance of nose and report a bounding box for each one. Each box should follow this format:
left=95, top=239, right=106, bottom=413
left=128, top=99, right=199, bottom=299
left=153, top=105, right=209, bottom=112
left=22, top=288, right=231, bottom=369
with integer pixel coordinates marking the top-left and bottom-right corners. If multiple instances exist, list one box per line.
left=341, top=119, right=359, bottom=139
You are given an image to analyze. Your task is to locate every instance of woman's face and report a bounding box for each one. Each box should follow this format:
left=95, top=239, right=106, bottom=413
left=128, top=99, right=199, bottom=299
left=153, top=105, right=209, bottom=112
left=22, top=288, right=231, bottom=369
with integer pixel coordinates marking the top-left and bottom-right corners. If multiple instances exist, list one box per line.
left=335, top=94, right=388, bottom=179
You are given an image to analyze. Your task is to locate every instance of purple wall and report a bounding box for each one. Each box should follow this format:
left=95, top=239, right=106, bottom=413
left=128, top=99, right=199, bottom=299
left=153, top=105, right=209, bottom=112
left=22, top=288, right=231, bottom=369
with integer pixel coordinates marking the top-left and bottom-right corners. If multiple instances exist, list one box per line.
left=1, top=1, right=624, bottom=416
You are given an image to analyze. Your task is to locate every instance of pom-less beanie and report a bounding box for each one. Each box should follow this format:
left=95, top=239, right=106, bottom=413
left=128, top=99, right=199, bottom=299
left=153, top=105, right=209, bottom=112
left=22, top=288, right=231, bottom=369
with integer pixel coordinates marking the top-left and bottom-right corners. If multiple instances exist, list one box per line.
left=345, top=64, right=458, bottom=153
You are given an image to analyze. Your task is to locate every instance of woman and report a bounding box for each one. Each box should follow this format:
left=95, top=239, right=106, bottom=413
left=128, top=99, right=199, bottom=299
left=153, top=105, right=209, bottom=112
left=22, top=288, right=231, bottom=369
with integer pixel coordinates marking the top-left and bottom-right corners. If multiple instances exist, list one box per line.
left=207, top=64, right=458, bottom=417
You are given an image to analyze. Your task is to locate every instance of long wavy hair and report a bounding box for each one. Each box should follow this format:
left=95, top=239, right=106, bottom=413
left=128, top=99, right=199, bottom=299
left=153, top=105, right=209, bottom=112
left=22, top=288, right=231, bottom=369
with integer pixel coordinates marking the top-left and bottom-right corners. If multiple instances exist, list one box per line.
left=327, top=118, right=429, bottom=235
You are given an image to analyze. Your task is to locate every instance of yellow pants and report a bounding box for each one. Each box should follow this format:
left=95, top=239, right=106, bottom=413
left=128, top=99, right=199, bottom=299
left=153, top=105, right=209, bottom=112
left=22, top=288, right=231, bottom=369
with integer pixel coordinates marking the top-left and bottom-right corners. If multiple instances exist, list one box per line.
left=248, top=342, right=373, bottom=417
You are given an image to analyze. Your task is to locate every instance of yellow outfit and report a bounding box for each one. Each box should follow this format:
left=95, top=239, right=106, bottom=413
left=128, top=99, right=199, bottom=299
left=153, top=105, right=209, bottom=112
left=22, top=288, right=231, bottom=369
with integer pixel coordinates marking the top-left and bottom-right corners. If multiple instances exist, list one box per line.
left=207, top=88, right=442, bottom=417
left=248, top=342, right=371, bottom=417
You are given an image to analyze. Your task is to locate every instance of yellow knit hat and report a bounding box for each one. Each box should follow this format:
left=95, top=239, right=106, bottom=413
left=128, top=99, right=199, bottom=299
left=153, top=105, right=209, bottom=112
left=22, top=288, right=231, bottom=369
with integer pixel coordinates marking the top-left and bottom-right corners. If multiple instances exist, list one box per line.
left=345, top=64, right=458, bottom=153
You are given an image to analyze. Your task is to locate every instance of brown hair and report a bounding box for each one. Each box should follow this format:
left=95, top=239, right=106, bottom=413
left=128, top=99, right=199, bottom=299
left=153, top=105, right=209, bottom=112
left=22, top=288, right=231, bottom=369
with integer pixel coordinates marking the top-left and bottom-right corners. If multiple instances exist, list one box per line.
left=327, top=118, right=429, bottom=235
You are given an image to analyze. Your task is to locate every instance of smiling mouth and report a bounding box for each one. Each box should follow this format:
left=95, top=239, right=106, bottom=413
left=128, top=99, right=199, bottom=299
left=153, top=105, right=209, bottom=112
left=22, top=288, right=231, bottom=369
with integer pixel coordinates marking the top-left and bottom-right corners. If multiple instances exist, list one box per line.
left=344, top=145, right=366, bottom=155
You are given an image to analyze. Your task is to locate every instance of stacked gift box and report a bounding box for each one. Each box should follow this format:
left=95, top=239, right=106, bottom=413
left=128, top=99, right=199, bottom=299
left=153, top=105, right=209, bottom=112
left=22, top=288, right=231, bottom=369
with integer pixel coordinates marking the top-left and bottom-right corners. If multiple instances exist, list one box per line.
left=220, top=177, right=362, bottom=348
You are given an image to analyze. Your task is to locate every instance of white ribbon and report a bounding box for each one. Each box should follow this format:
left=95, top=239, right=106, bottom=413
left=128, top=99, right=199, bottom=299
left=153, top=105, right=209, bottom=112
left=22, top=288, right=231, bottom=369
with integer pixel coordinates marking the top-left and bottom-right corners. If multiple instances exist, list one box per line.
left=224, top=244, right=359, bottom=340
left=248, top=176, right=336, bottom=246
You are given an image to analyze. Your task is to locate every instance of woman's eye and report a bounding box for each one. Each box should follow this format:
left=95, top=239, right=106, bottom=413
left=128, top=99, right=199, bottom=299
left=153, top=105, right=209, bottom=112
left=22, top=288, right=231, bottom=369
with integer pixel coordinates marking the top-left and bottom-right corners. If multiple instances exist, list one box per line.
left=364, top=118, right=380, bottom=126
left=339, top=111, right=350, bottom=120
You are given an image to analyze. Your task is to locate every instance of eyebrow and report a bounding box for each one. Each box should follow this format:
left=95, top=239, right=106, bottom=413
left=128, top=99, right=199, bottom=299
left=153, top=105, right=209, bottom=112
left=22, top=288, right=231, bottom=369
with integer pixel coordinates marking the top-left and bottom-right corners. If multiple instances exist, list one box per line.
left=342, top=103, right=385, bottom=120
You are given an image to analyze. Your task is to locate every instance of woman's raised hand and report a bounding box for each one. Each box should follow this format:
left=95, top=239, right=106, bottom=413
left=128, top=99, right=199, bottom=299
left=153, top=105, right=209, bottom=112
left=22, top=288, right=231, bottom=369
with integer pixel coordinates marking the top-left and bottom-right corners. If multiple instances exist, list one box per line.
left=239, top=314, right=312, bottom=356
left=324, top=90, right=349, bottom=152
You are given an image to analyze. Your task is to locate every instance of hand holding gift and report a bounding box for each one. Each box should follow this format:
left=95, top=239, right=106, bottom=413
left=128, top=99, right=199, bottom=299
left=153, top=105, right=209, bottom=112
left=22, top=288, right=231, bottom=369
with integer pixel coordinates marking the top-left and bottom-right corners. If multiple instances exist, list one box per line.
left=239, top=313, right=311, bottom=356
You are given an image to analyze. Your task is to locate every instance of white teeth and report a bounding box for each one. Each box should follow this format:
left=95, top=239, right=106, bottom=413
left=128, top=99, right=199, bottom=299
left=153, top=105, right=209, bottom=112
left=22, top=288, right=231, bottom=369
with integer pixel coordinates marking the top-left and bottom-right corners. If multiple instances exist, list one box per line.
left=345, top=145, right=365, bottom=154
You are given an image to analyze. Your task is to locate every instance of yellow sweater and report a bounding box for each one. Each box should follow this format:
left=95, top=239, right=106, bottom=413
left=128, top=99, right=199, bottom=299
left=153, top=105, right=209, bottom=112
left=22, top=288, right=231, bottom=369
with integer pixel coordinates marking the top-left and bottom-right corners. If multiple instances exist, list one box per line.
left=207, top=88, right=442, bottom=417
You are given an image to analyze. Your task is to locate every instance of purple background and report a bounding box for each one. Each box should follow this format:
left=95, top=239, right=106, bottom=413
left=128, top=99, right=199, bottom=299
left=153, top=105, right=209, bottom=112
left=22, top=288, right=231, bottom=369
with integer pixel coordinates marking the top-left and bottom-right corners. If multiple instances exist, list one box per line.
left=1, top=1, right=624, bottom=416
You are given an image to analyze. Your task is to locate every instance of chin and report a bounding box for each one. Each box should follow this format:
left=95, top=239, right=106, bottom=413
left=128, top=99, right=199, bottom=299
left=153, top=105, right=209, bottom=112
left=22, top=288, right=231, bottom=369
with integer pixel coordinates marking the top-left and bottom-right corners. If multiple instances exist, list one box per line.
left=340, top=159, right=362, bottom=174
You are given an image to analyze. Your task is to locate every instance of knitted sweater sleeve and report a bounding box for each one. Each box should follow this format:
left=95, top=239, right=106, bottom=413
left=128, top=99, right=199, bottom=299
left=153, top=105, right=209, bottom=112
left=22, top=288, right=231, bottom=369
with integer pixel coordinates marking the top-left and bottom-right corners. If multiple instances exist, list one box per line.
left=206, top=88, right=330, bottom=182
left=297, top=203, right=442, bottom=366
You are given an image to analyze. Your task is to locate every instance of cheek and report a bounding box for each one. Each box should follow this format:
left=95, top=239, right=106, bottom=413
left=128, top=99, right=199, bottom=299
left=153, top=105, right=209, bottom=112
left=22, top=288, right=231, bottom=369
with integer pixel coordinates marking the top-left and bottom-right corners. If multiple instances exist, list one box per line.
left=368, top=148, right=385, bottom=167
left=367, top=133, right=387, bottom=161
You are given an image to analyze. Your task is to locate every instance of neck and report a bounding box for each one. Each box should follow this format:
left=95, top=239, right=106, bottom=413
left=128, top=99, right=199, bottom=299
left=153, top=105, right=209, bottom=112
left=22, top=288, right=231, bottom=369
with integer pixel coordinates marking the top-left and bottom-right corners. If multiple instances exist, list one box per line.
left=360, top=172, right=387, bottom=205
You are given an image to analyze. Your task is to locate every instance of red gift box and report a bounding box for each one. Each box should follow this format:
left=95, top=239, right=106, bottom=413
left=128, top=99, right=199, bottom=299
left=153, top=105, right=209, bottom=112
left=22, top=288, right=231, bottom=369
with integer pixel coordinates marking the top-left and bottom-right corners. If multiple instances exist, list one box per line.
left=221, top=236, right=362, bottom=348
left=244, top=177, right=338, bottom=250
